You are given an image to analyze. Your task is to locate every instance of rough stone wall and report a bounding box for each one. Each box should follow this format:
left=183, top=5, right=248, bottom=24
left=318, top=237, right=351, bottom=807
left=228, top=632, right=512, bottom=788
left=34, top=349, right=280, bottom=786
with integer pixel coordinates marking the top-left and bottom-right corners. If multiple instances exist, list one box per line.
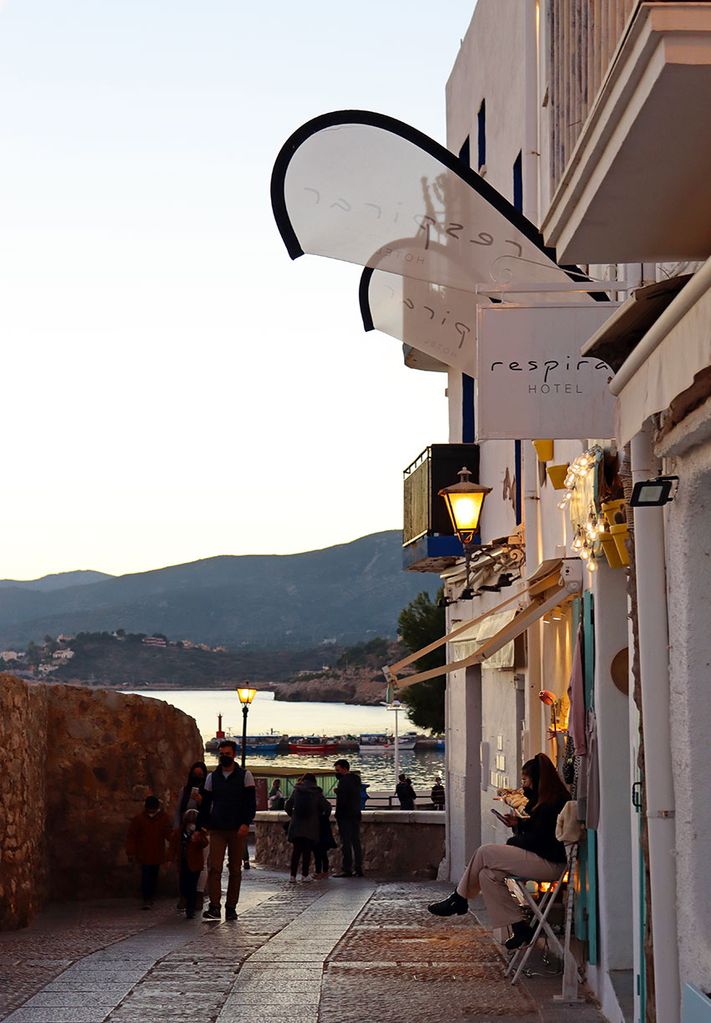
left=0, top=677, right=203, bottom=928
left=45, top=685, right=203, bottom=899
left=0, top=675, right=50, bottom=928
left=255, top=811, right=445, bottom=880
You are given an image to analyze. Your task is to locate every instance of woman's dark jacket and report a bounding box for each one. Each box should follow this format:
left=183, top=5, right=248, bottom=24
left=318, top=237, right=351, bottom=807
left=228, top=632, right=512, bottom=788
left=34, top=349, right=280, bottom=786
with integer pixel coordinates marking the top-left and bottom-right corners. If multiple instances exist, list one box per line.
left=506, top=797, right=569, bottom=863
left=285, top=781, right=331, bottom=844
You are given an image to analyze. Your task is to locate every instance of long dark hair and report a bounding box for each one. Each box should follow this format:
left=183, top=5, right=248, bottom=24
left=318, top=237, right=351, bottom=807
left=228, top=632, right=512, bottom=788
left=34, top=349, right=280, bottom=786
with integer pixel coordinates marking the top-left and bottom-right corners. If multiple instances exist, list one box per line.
left=522, top=753, right=570, bottom=811
left=185, top=761, right=208, bottom=789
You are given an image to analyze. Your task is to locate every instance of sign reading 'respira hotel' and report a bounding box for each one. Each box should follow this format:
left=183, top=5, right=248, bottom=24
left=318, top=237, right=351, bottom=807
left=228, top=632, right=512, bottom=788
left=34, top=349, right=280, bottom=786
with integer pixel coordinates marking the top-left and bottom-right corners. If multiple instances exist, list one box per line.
left=475, top=304, right=619, bottom=441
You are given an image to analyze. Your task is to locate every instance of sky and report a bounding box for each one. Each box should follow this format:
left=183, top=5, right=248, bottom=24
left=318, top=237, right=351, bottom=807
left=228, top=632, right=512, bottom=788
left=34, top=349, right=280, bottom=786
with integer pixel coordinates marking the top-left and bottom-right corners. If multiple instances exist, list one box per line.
left=0, top=1, right=476, bottom=579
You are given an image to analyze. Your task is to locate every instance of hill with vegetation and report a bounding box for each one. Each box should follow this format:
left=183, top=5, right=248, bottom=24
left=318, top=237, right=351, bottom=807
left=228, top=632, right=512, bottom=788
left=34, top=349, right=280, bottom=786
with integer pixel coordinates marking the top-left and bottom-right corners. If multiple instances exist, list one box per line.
left=0, top=532, right=437, bottom=651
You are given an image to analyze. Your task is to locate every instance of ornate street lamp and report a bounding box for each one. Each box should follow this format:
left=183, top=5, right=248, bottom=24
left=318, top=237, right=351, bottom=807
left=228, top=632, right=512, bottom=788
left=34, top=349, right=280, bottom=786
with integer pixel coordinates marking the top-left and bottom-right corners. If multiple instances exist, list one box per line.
left=439, top=466, right=492, bottom=591
left=237, top=687, right=258, bottom=770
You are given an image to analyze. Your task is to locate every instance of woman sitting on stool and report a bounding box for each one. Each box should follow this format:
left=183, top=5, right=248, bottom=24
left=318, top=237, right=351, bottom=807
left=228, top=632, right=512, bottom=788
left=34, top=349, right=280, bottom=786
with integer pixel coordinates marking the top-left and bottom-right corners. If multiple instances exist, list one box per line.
left=428, top=752, right=570, bottom=950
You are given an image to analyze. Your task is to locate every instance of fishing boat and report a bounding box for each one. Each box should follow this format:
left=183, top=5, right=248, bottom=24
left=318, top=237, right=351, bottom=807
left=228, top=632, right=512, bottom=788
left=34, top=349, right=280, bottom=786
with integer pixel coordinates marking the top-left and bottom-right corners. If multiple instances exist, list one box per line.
left=287, top=736, right=339, bottom=755
left=358, top=732, right=418, bottom=753
left=205, top=734, right=282, bottom=754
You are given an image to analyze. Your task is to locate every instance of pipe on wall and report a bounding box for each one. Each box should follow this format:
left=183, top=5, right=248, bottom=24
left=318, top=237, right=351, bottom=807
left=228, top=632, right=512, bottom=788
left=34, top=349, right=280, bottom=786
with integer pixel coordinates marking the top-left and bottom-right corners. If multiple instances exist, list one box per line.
left=631, top=423, right=680, bottom=1023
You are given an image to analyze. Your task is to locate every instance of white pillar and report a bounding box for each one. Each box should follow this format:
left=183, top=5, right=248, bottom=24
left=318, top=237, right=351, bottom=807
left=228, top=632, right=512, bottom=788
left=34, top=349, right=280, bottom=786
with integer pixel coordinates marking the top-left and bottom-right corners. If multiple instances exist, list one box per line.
left=445, top=664, right=482, bottom=881
left=631, top=424, right=680, bottom=1023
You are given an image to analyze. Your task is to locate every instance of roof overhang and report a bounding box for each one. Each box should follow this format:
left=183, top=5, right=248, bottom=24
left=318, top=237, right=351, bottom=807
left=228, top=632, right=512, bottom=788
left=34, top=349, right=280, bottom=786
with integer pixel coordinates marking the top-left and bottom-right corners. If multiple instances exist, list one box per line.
left=543, top=3, right=711, bottom=263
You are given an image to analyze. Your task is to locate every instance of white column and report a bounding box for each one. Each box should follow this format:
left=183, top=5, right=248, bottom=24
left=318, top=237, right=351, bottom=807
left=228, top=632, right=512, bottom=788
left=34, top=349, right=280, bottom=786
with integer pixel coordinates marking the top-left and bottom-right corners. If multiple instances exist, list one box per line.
left=446, top=664, right=482, bottom=881
left=631, top=424, right=680, bottom=1023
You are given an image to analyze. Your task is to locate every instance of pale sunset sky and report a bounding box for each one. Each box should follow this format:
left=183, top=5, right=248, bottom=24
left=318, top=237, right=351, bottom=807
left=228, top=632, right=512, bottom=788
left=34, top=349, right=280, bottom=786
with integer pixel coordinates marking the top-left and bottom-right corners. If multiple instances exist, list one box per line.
left=0, top=1, right=477, bottom=579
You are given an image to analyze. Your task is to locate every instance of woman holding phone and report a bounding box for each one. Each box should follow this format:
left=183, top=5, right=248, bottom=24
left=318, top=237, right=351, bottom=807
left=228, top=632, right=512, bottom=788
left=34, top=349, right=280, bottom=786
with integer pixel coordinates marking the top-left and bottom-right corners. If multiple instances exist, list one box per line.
left=427, top=752, right=570, bottom=949
left=174, top=761, right=209, bottom=909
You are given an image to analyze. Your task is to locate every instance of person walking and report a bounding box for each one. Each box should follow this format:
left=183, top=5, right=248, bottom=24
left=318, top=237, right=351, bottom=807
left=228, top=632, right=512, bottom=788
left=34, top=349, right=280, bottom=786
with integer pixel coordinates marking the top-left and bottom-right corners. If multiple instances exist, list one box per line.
left=285, top=773, right=331, bottom=882
left=426, top=753, right=570, bottom=949
left=126, top=795, right=172, bottom=909
left=395, top=773, right=416, bottom=810
left=174, top=761, right=209, bottom=909
left=170, top=809, right=209, bottom=919
left=332, top=759, right=363, bottom=877
left=198, top=739, right=256, bottom=921
left=431, top=776, right=445, bottom=811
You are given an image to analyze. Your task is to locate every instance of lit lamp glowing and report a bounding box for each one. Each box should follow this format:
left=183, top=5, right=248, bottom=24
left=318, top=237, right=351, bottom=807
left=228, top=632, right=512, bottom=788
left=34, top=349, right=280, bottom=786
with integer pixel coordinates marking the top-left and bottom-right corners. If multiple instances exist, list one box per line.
left=439, top=466, right=492, bottom=593
left=237, top=687, right=258, bottom=770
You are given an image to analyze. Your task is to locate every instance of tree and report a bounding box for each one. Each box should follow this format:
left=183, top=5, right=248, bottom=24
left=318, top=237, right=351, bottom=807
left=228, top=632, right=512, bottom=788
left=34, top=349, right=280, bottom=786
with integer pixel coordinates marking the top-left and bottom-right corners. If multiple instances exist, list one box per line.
left=396, top=589, right=445, bottom=733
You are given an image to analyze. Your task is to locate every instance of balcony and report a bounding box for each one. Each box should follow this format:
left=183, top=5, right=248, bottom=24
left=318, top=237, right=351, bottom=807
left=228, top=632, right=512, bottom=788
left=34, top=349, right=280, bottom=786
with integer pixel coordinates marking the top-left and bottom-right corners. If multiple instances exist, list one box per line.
left=543, top=2, right=711, bottom=263
left=402, top=444, right=479, bottom=572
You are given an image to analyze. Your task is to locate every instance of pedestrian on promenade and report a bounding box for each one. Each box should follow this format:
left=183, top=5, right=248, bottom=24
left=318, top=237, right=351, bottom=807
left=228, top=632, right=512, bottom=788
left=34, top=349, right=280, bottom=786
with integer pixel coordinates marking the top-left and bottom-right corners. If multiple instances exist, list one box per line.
left=126, top=795, right=172, bottom=909
left=170, top=809, right=209, bottom=919
left=332, top=758, right=363, bottom=877
left=314, top=792, right=336, bottom=878
left=198, top=739, right=256, bottom=921
left=427, top=753, right=570, bottom=950
left=268, top=778, right=285, bottom=810
left=285, top=773, right=331, bottom=882
left=431, top=776, right=445, bottom=810
left=395, top=773, right=416, bottom=810
left=174, top=761, right=208, bottom=825
left=174, top=761, right=209, bottom=909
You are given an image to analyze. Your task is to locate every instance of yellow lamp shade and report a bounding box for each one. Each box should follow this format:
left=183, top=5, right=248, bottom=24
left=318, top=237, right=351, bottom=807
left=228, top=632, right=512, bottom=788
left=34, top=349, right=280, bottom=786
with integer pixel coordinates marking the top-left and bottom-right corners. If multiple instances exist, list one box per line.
left=438, top=467, right=491, bottom=544
left=532, top=439, right=554, bottom=463
left=237, top=686, right=257, bottom=705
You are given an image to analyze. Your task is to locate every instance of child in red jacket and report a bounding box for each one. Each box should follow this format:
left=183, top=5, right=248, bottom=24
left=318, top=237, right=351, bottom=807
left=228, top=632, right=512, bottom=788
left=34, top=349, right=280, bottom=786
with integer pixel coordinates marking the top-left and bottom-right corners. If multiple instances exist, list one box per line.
left=126, top=796, right=172, bottom=909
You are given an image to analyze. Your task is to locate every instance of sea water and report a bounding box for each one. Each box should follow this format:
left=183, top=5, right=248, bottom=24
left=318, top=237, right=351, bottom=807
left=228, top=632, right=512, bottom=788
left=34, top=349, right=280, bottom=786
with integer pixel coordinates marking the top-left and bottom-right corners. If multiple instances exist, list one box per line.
left=130, top=689, right=445, bottom=791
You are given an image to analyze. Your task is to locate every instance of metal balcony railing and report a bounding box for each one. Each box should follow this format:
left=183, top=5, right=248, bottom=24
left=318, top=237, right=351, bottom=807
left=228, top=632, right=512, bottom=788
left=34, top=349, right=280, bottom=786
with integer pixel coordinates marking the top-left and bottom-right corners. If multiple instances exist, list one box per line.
left=403, top=444, right=480, bottom=546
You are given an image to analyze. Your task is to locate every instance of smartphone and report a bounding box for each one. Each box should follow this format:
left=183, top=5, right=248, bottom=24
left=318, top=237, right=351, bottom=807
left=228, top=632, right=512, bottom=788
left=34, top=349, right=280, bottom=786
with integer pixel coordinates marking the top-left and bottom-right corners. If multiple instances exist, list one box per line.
left=490, top=807, right=509, bottom=824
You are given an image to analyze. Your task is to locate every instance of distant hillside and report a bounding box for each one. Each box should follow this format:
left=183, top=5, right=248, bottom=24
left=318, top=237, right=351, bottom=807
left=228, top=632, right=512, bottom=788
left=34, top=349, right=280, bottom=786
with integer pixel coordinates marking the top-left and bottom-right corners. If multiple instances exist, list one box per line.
left=0, top=532, right=437, bottom=650
left=0, top=570, right=113, bottom=592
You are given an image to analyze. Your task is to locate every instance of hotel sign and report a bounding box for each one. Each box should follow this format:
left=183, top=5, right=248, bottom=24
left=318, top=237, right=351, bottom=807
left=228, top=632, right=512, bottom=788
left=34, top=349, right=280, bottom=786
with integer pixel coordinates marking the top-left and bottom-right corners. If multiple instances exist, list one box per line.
left=475, top=304, right=619, bottom=440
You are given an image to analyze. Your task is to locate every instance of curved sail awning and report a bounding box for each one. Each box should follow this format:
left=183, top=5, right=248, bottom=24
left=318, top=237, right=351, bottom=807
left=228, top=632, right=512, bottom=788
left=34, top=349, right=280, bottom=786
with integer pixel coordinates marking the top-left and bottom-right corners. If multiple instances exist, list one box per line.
left=271, top=110, right=590, bottom=301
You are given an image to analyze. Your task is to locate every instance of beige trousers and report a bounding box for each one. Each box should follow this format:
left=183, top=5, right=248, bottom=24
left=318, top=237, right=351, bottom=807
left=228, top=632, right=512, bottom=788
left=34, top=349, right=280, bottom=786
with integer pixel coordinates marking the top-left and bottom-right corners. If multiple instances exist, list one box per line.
left=455, top=843, right=565, bottom=927
left=207, top=830, right=246, bottom=909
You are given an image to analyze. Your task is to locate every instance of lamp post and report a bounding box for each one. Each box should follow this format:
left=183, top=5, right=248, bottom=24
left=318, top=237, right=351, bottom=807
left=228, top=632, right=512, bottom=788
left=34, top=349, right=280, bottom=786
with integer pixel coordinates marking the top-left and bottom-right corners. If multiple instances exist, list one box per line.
left=236, top=686, right=258, bottom=770
left=438, top=466, right=492, bottom=591
left=381, top=699, right=403, bottom=790
left=237, top=686, right=257, bottom=870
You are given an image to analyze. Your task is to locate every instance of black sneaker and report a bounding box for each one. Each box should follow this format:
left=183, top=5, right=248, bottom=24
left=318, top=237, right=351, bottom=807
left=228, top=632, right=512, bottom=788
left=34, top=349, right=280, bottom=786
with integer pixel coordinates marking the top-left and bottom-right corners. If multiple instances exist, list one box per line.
left=427, top=891, right=469, bottom=916
left=225, top=907, right=238, bottom=921
left=202, top=905, right=221, bottom=920
left=504, top=921, right=534, bottom=950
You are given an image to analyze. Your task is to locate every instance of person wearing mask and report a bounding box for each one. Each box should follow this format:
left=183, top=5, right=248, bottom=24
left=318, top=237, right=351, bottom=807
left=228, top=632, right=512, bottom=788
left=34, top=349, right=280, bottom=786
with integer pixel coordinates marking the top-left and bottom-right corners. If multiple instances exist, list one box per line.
left=175, top=761, right=208, bottom=826
left=427, top=753, right=570, bottom=950
left=198, top=740, right=256, bottom=921
left=431, top=776, right=445, bottom=811
left=395, top=773, right=416, bottom=810
left=332, top=759, right=364, bottom=878
left=170, top=808, right=209, bottom=919
left=126, top=795, right=172, bottom=909
left=284, top=773, right=331, bottom=882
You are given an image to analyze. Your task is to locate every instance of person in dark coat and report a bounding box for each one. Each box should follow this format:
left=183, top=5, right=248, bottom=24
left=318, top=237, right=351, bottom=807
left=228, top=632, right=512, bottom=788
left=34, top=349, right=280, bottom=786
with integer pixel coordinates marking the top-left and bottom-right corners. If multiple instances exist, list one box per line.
left=126, top=795, right=173, bottom=909
left=170, top=809, right=209, bottom=918
left=174, top=761, right=208, bottom=826
left=431, top=776, right=446, bottom=810
left=314, top=795, right=337, bottom=878
left=395, top=773, right=416, bottom=810
left=332, top=759, right=364, bottom=877
left=285, top=773, right=331, bottom=881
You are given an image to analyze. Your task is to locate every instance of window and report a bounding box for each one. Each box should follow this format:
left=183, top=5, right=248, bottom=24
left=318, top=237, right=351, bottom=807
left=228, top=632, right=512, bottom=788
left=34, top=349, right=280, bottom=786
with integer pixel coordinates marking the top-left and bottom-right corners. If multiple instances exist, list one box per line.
left=477, top=100, right=486, bottom=170
left=513, top=150, right=523, bottom=212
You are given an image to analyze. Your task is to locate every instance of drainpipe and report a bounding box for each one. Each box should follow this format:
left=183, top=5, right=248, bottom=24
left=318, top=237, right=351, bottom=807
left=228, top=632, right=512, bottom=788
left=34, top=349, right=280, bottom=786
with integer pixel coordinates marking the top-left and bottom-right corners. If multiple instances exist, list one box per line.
left=631, top=423, right=680, bottom=1023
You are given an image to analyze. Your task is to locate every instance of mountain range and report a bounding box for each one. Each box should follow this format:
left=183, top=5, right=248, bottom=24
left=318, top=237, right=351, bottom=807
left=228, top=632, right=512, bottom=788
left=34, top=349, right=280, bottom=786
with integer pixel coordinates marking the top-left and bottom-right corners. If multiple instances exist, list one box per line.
left=0, top=531, right=437, bottom=651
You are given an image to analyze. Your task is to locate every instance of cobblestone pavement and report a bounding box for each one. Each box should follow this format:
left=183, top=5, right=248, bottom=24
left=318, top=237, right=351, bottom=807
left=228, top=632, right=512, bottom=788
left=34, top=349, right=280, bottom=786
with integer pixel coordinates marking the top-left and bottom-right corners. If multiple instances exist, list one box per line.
left=0, top=869, right=609, bottom=1023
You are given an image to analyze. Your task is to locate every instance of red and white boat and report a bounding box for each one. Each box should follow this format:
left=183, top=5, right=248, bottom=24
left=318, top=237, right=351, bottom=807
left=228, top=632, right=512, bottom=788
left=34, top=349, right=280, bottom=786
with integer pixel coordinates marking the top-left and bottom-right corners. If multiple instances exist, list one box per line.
left=288, top=736, right=339, bottom=755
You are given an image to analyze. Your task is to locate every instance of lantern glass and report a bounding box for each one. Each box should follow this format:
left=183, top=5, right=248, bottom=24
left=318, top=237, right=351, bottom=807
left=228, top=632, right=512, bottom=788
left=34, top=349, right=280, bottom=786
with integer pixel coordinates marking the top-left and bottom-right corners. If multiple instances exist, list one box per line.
left=237, top=687, right=257, bottom=705
left=439, top=467, right=492, bottom=544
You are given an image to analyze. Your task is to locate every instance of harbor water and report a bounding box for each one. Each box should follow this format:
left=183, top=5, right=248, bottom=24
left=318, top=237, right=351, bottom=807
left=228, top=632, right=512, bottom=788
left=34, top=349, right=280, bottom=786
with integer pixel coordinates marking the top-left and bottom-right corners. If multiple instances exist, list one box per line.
left=131, top=689, right=446, bottom=791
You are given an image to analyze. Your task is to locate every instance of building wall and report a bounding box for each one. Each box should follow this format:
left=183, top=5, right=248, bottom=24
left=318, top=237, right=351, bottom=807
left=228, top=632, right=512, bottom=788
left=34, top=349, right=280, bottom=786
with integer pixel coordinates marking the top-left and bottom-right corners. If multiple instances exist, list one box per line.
left=658, top=406, right=711, bottom=991
left=446, top=664, right=482, bottom=880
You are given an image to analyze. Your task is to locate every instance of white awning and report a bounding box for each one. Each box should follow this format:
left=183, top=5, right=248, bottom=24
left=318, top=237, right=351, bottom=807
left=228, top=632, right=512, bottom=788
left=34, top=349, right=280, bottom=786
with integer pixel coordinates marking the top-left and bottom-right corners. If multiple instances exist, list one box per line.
left=611, top=257, right=711, bottom=446
left=450, top=608, right=517, bottom=668
left=384, top=559, right=582, bottom=690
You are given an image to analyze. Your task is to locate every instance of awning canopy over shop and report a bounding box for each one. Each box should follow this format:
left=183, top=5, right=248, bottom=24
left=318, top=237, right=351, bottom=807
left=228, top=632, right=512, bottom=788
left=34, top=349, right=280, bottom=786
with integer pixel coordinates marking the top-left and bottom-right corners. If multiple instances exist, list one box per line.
left=384, top=559, right=582, bottom=690
left=609, top=257, right=711, bottom=446
left=271, top=110, right=599, bottom=372
left=450, top=608, right=517, bottom=669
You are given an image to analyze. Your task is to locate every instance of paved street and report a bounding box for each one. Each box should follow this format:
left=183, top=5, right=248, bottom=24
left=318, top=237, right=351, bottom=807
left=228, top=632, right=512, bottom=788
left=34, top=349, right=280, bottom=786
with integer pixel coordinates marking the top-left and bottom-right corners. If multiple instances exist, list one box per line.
left=0, top=867, right=608, bottom=1023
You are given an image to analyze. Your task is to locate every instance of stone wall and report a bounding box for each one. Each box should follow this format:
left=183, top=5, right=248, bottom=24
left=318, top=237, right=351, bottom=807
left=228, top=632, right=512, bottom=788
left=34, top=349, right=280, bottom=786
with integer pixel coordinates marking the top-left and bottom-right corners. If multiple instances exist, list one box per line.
left=0, top=676, right=203, bottom=928
left=254, top=810, right=445, bottom=879
left=0, top=675, right=50, bottom=928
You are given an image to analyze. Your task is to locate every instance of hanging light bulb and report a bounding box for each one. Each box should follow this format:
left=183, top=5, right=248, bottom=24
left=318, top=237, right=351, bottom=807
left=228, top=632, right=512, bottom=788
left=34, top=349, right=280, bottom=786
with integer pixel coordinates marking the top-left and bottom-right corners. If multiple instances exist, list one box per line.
left=580, top=546, right=590, bottom=560
left=588, top=557, right=598, bottom=572
left=572, top=533, right=583, bottom=551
